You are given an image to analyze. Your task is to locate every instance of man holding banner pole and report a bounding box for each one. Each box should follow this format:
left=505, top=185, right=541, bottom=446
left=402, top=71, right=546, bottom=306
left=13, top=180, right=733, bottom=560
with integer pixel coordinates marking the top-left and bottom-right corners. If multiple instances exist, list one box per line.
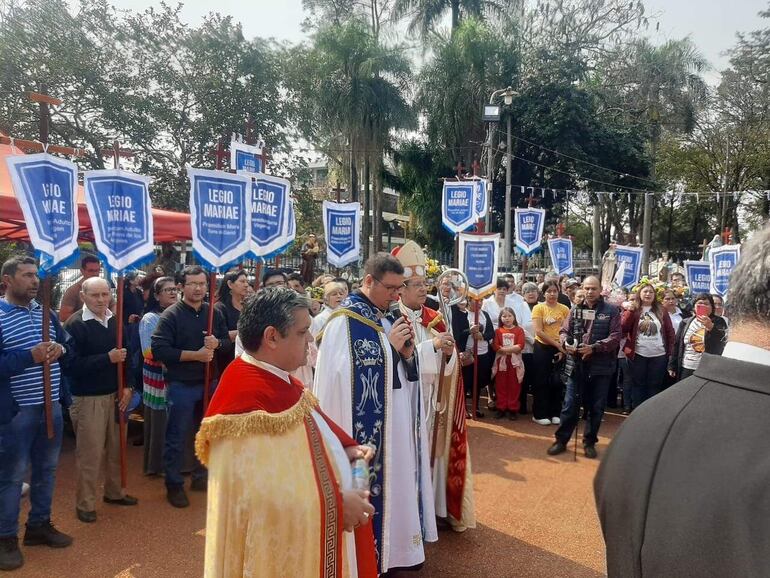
left=151, top=265, right=229, bottom=508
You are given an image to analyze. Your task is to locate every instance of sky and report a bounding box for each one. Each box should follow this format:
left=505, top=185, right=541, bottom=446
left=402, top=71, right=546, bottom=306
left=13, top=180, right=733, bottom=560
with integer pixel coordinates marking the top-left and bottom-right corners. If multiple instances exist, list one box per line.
left=111, top=0, right=767, bottom=78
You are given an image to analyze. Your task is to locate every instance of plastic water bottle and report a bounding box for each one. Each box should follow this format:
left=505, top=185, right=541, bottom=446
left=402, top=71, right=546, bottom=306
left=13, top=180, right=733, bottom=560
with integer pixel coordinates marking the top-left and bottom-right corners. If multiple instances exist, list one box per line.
left=351, top=458, right=369, bottom=490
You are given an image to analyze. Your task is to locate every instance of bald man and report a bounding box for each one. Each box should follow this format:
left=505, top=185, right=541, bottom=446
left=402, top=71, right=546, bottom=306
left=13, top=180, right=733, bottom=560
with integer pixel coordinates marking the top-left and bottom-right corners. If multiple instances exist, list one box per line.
left=547, top=276, right=621, bottom=459
left=64, top=277, right=137, bottom=524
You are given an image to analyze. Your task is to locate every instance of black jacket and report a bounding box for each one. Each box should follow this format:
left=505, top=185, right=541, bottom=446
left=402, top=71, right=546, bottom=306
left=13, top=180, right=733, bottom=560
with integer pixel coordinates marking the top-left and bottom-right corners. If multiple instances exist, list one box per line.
left=64, top=310, right=134, bottom=396
left=451, top=306, right=494, bottom=354
left=151, top=300, right=229, bottom=384
left=595, top=353, right=770, bottom=577
left=668, top=314, right=727, bottom=379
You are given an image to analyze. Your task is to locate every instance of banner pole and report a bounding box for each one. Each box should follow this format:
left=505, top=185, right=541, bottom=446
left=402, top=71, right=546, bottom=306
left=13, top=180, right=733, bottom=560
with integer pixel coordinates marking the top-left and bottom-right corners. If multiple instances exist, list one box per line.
left=471, top=298, right=480, bottom=419
left=203, top=271, right=216, bottom=412
left=41, top=278, right=54, bottom=439
left=116, top=276, right=128, bottom=489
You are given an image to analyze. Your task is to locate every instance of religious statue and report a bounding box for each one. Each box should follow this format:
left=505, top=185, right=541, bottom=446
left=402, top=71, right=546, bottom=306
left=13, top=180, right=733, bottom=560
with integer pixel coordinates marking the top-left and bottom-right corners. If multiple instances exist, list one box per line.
left=300, top=233, right=320, bottom=284
left=600, top=243, right=617, bottom=290
left=702, top=235, right=722, bottom=261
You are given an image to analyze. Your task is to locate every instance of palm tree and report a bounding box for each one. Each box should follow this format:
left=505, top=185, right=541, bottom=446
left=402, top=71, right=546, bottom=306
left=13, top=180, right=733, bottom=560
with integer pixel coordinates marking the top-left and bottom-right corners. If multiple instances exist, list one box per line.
left=392, top=0, right=511, bottom=39
left=287, top=19, right=414, bottom=255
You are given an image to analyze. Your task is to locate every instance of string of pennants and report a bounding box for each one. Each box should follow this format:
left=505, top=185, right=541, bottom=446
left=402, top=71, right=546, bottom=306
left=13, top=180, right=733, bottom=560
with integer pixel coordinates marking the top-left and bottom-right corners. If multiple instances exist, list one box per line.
left=512, top=185, right=770, bottom=203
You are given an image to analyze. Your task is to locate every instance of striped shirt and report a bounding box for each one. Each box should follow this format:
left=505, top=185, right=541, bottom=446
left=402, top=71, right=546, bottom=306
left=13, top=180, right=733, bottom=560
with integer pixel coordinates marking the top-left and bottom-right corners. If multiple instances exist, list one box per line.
left=0, top=298, right=61, bottom=406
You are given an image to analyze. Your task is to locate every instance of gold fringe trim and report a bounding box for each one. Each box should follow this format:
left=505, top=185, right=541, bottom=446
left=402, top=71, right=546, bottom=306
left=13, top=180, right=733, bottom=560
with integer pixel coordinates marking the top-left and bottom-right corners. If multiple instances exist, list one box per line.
left=195, top=389, right=319, bottom=466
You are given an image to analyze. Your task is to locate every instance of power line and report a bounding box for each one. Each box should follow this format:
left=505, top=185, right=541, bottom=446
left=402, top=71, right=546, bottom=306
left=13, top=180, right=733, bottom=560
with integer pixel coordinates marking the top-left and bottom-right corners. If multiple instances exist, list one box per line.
left=499, top=130, right=659, bottom=186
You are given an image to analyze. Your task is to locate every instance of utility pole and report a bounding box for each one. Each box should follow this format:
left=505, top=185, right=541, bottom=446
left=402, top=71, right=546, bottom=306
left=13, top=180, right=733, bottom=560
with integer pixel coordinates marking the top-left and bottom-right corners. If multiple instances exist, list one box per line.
left=641, top=193, right=652, bottom=275
left=505, top=113, right=512, bottom=270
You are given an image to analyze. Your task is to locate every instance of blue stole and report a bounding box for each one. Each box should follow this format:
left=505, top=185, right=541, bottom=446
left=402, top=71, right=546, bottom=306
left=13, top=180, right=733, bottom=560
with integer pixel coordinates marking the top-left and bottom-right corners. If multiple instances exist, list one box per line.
left=343, top=293, right=389, bottom=571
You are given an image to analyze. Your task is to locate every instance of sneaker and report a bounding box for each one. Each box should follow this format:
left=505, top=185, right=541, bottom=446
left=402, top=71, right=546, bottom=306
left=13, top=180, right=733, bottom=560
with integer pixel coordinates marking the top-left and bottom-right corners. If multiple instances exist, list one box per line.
left=547, top=441, right=568, bottom=456
left=551, top=417, right=561, bottom=425
left=0, top=536, right=23, bottom=571
left=509, top=412, right=518, bottom=421
left=190, top=478, right=208, bottom=492
left=23, top=521, right=73, bottom=548
left=167, top=486, right=189, bottom=508
left=584, top=445, right=598, bottom=459
left=495, top=410, right=506, bottom=419
left=532, top=417, right=552, bottom=426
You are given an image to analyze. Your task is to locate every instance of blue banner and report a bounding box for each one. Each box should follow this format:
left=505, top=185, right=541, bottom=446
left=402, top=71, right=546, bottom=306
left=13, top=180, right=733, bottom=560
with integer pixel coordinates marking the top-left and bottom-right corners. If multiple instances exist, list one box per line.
left=249, top=174, right=291, bottom=257
left=187, top=167, right=251, bottom=271
left=441, top=182, right=476, bottom=233
left=683, top=260, right=711, bottom=294
left=323, top=200, right=360, bottom=268
left=514, top=208, right=545, bottom=256
left=547, top=237, right=574, bottom=275
left=230, top=140, right=263, bottom=174
left=5, top=153, right=79, bottom=274
left=83, top=170, right=154, bottom=273
left=473, top=179, right=488, bottom=219
left=614, top=245, right=644, bottom=289
left=709, top=245, right=741, bottom=297
left=459, top=233, right=499, bottom=299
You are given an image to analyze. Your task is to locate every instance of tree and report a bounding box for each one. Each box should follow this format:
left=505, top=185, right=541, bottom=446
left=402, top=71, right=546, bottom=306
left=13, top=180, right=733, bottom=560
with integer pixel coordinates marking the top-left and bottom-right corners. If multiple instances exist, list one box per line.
left=391, top=0, right=512, bottom=39
left=286, top=19, right=413, bottom=255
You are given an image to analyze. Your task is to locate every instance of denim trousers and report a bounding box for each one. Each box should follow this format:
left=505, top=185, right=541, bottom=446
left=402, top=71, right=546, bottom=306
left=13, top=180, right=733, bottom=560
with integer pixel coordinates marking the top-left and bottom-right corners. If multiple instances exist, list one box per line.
left=164, top=381, right=214, bottom=488
left=0, top=403, right=63, bottom=536
left=555, top=372, right=612, bottom=446
left=629, top=354, right=668, bottom=408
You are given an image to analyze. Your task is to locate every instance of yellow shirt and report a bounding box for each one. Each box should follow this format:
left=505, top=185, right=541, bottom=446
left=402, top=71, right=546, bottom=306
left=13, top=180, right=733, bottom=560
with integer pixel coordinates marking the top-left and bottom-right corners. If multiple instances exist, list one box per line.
left=531, top=302, right=570, bottom=345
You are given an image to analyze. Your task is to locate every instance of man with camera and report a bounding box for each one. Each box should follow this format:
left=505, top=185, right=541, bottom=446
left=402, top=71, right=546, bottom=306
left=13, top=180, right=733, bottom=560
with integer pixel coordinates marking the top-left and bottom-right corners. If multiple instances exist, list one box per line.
left=547, top=276, right=621, bottom=459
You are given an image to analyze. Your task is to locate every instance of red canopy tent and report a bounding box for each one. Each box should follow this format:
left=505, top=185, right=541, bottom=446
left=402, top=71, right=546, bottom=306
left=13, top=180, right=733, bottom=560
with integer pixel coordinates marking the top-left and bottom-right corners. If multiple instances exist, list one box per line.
left=0, top=143, right=191, bottom=243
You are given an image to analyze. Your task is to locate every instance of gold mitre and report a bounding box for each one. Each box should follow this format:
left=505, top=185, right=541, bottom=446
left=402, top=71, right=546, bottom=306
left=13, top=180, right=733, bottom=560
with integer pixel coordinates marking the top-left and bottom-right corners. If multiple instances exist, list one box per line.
left=392, top=240, right=426, bottom=279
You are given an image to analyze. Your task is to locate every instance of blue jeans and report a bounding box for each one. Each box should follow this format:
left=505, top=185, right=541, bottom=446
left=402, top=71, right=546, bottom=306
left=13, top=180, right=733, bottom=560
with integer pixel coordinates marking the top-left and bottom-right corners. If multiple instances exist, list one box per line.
left=0, top=403, right=63, bottom=537
left=629, top=354, right=668, bottom=408
left=164, top=381, right=213, bottom=488
left=555, top=372, right=612, bottom=446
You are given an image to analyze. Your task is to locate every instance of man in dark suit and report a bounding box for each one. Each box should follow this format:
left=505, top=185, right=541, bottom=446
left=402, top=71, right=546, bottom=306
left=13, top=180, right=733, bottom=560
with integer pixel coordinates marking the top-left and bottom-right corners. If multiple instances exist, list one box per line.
left=595, top=224, right=770, bottom=577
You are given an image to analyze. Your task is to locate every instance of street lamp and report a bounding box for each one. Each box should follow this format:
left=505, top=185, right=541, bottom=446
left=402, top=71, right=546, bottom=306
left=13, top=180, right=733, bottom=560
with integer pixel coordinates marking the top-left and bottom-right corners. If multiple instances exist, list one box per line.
left=484, top=86, right=518, bottom=270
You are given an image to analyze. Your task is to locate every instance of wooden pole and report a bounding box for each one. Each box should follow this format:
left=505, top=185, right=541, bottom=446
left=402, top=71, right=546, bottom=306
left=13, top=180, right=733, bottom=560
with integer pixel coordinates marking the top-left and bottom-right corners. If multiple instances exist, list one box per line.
left=35, top=83, right=54, bottom=439
left=471, top=299, right=480, bottom=420
left=115, top=277, right=128, bottom=489
left=40, top=278, right=54, bottom=439
left=202, top=272, right=216, bottom=412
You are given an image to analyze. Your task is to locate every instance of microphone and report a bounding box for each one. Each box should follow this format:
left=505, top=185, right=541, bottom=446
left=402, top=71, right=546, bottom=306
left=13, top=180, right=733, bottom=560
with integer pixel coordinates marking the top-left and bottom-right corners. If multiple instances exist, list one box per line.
left=388, top=301, right=413, bottom=347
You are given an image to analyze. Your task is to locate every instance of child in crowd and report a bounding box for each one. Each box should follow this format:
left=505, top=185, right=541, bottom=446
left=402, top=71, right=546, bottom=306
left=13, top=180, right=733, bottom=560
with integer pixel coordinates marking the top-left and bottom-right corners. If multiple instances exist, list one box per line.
left=492, top=307, right=525, bottom=420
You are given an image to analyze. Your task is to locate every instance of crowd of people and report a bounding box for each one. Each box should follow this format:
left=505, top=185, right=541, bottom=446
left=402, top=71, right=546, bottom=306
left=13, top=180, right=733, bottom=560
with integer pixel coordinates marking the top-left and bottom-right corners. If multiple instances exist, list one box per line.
left=0, top=235, right=736, bottom=574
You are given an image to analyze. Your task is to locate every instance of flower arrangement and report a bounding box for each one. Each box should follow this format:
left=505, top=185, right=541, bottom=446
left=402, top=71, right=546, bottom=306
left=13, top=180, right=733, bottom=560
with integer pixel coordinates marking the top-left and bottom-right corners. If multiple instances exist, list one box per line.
left=307, top=285, right=324, bottom=301
left=425, top=257, right=443, bottom=280
left=631, top=276, right=689, bottom=302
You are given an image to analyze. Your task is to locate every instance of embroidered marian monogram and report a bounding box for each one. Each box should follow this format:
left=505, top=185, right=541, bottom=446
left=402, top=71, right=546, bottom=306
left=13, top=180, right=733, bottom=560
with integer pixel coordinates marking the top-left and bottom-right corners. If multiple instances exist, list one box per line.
left=345, top=293, right=389, bottom=572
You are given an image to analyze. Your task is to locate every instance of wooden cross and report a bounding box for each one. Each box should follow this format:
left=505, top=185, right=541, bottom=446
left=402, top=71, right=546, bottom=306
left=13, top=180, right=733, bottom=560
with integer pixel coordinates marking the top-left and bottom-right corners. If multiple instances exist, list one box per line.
left=721, top=227, right=732, bottom=245
left=330, top=181, right=345, bottom=203
left=210, top=138, right=229, bottom=171
left=471, top=157, right=480, bottom=178
left=100, top=140, right=133, bottom=170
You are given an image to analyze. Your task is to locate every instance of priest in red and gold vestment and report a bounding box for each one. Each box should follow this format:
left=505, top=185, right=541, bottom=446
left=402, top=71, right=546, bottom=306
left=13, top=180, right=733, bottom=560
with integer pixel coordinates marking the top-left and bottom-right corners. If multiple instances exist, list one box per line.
left=196, top=288, right=377, bottom=578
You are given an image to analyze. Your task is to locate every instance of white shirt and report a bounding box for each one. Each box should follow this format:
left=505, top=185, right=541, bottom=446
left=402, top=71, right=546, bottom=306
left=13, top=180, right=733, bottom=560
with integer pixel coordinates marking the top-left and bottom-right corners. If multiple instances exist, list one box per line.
left=241, top=352, right=291, bottom=382
left=669, top=308, right=683, bottom=335
left=81, top=304, right=113, bottom=328
left=722, top=342, right=770, bottom=368
left=635, top=306, right=666, bottom=358
left=466, top=310, right=490, bottom=355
